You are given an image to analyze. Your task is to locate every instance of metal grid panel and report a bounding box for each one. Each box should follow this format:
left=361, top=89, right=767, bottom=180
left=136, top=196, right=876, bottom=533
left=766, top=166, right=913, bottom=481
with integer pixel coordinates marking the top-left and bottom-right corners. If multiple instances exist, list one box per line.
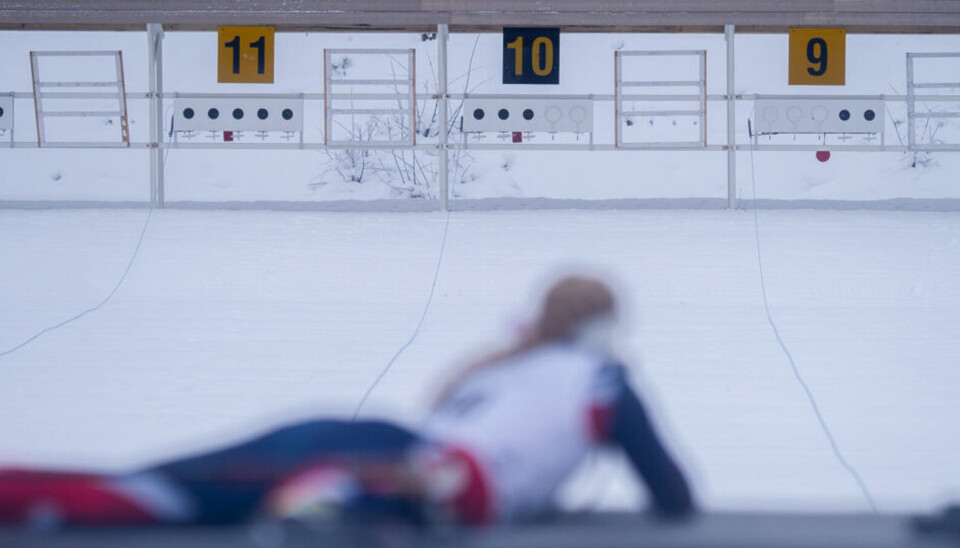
left=29, top=50, right=130, bottom=148
left=323, top=48, right=416, bottom=147
left=615, top=50, right=707, bottom=149
left=907, top=52, right=960, bottom=151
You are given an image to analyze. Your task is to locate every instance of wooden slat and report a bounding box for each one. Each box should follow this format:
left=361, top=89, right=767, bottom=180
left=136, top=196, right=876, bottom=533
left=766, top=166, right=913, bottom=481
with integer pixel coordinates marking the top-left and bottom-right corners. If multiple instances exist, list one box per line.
left=3, top=0, right=960, bottom=31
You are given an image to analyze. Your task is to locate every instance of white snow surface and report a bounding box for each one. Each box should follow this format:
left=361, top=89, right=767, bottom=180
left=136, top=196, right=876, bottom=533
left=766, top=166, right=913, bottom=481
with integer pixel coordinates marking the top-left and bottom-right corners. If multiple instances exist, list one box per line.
left=1, top=208, right=958, bottom=515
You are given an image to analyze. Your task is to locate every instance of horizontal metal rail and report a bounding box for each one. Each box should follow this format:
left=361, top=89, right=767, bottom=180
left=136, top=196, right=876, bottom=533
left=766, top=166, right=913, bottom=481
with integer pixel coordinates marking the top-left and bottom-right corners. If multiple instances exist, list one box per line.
left=736, top=144, right=912, bottom=152
left=166, top=92, right=317, bottom=99
left=912, top=111, right=960, bottom=118
left=620, top=94, right=704, bottom=101
left=2, top=140, right=950, bottom=153
left=25, top=91, right=130, bottom=99
left=620, top=81, right=702, bottom=87
left=329, top=78, right=411, bottom=86
left=323, top=48, right=415, bottom=55
left=622, top=110, right=702, bottom=116
left=745, top=93, right=887, bottom=100
left=1, top=141, right=434, bottom=150
left=617, top=142, right=709, bottom=149
left=329, top=93, right=409, bottom=100
left=457, top=143, right=726, bottom=151
left=9, top=91, right=960, bottom=102
left=328, top=108, right=411, bottom=115
left=907, top=52, right=960, bottom=58
left=39, top=81, right=122, bottom=88
left=29, top=50, right=122, bottom=57
left=42, top=110, right=123, bottom=117
left=12, top=141, right=132, bottom=148
left=911, top=82, right=960, bottom=89
left=320, top=140, right=415, bottom=148
left=617, top=50, right=707, bottom=56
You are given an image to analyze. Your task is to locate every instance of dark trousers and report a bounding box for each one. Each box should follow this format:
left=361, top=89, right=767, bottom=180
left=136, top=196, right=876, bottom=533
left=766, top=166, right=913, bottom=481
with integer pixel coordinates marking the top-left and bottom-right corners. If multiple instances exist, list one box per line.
left=150, top=419, right=422, bottom=524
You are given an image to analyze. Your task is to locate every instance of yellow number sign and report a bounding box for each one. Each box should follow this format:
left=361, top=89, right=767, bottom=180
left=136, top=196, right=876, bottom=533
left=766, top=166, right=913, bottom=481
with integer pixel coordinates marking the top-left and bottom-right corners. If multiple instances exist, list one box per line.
left=789, top=28, right=845, bottom=86
left=218, top=26, right=275, bottom=84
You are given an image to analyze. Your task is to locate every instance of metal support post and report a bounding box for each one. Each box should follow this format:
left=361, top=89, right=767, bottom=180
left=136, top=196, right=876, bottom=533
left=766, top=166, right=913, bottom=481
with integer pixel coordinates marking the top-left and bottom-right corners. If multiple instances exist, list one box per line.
left=147, top=23, right=164, bottom=207
left=906, top=54, right=916, bottom=152
left=438, top=24, right=450, bottom=211
left=725, top=24, right=737, bottom=209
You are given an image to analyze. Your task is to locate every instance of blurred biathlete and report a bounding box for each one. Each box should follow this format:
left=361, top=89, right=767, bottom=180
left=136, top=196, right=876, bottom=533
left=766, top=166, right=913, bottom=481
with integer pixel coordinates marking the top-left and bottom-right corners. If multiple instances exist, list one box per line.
left=0, top=276, right=694, bottom=527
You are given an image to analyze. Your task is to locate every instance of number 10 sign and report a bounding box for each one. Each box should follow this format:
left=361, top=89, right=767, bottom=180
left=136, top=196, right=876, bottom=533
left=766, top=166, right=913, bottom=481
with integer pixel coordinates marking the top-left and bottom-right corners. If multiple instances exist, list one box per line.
left=218, top=26, right=275, bottom=84
left=789, top=28, right=845, bottom=86
left=503, top=28, right=560, bottom=85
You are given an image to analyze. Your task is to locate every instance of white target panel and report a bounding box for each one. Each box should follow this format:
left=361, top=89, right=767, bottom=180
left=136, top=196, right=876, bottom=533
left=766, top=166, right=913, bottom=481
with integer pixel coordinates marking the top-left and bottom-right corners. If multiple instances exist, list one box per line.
left=462, top=99, right=593, bottom=133
left=0, top=96, right=12, bottom=132
left=173, top=98, right=303, bottom=132
left=754, top=98, right=884, bottom=135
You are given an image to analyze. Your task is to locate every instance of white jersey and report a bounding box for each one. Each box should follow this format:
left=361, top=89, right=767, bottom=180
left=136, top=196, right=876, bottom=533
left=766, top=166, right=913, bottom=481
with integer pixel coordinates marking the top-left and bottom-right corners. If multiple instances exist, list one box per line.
left=420, top=342, right=615, bottom=521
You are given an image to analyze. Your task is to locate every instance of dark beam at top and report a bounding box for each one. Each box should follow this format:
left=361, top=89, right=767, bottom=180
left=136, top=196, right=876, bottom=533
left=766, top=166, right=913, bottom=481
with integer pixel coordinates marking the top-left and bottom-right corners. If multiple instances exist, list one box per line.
left=2, top=1, right=960, bottom=32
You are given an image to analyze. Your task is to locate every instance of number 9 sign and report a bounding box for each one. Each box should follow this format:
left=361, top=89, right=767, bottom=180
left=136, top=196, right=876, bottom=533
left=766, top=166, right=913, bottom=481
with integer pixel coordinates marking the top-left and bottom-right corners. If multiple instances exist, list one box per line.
left=789, top=28, right=845, bottom=85
left=503, top=28, right=560, bottom=85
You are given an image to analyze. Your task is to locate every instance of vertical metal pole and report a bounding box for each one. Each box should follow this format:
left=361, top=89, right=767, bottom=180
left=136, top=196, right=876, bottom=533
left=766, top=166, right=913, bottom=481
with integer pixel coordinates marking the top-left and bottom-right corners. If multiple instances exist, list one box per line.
left=323, top=49, right=329, bottom=146
left=725, top=24, right=737, bottom=209
left=410, top=49, right=418, bottom=145
left=614, top=51, right=622, bottom=148
left=438, top=24, right=450, bottom=211
left=147, top=23, right=164, bottom=207
left=700, top=50, right=707, bottom=146
left=906, top=54, right=916, bottom=152
left=116, top=51, right=132, bottom=147
left=29, top=52, right=45, bottom=147
left=4, top=92, right=13, bottom=147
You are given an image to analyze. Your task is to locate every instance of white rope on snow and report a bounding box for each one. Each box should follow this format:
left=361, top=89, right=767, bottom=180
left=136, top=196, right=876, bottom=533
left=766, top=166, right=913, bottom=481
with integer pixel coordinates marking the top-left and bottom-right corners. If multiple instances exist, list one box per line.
left=0, top=207, right=154, bottom=359
left=0, top=112, right=177, bottom=361
left=747, top=118, right=878, bottom=512
left=352, top=207, right=453, bottom=421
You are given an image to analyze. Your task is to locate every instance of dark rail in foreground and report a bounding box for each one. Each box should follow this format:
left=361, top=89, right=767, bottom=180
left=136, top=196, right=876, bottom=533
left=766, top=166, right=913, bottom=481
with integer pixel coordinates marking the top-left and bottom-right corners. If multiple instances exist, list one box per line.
left=2, top=511, right=959, bottom=548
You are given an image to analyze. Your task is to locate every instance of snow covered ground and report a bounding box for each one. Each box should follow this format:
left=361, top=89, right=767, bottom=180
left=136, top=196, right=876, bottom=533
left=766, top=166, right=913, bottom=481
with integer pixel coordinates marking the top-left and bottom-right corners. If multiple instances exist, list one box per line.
left=1, top=208, right=958, bottom=515
left=2, top=26, right=959, bottom=519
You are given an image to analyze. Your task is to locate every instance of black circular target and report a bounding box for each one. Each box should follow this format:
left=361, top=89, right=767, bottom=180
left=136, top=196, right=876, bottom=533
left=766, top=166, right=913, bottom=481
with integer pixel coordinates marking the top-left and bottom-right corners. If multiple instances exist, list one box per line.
left=839, top=109, right=851, bottom=121
left=207, top=108, right=219, bottom=119
left=0, top=106, right=5, bottom=118
left=232, top=108, right=244, bottom=120
left=864, top=109, right=876, bottom=121
left=281, top=109, right=294, bottom=120
left=522, top=109, right=534, bottom=120
left=182, top=108, right=194, bottom=120
left=498, top=108, right=509, bottom=120
left=257, top=108, right=269, bottom=120
left=473, top=108, right=485, bottom=120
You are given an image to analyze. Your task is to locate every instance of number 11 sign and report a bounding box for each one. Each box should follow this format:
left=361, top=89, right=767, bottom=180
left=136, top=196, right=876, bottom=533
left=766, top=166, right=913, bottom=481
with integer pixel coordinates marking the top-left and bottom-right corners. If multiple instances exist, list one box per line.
left=218, top=26, right=275, bottom=84
left=789, top=28, right=845, bottom=86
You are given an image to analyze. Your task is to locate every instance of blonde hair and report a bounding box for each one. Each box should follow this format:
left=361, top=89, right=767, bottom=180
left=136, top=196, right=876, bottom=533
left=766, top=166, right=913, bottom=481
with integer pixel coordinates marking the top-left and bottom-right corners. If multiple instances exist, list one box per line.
left=531, top=275, right=616, bottom=343
left=433, top=275, right=617, bottom=408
